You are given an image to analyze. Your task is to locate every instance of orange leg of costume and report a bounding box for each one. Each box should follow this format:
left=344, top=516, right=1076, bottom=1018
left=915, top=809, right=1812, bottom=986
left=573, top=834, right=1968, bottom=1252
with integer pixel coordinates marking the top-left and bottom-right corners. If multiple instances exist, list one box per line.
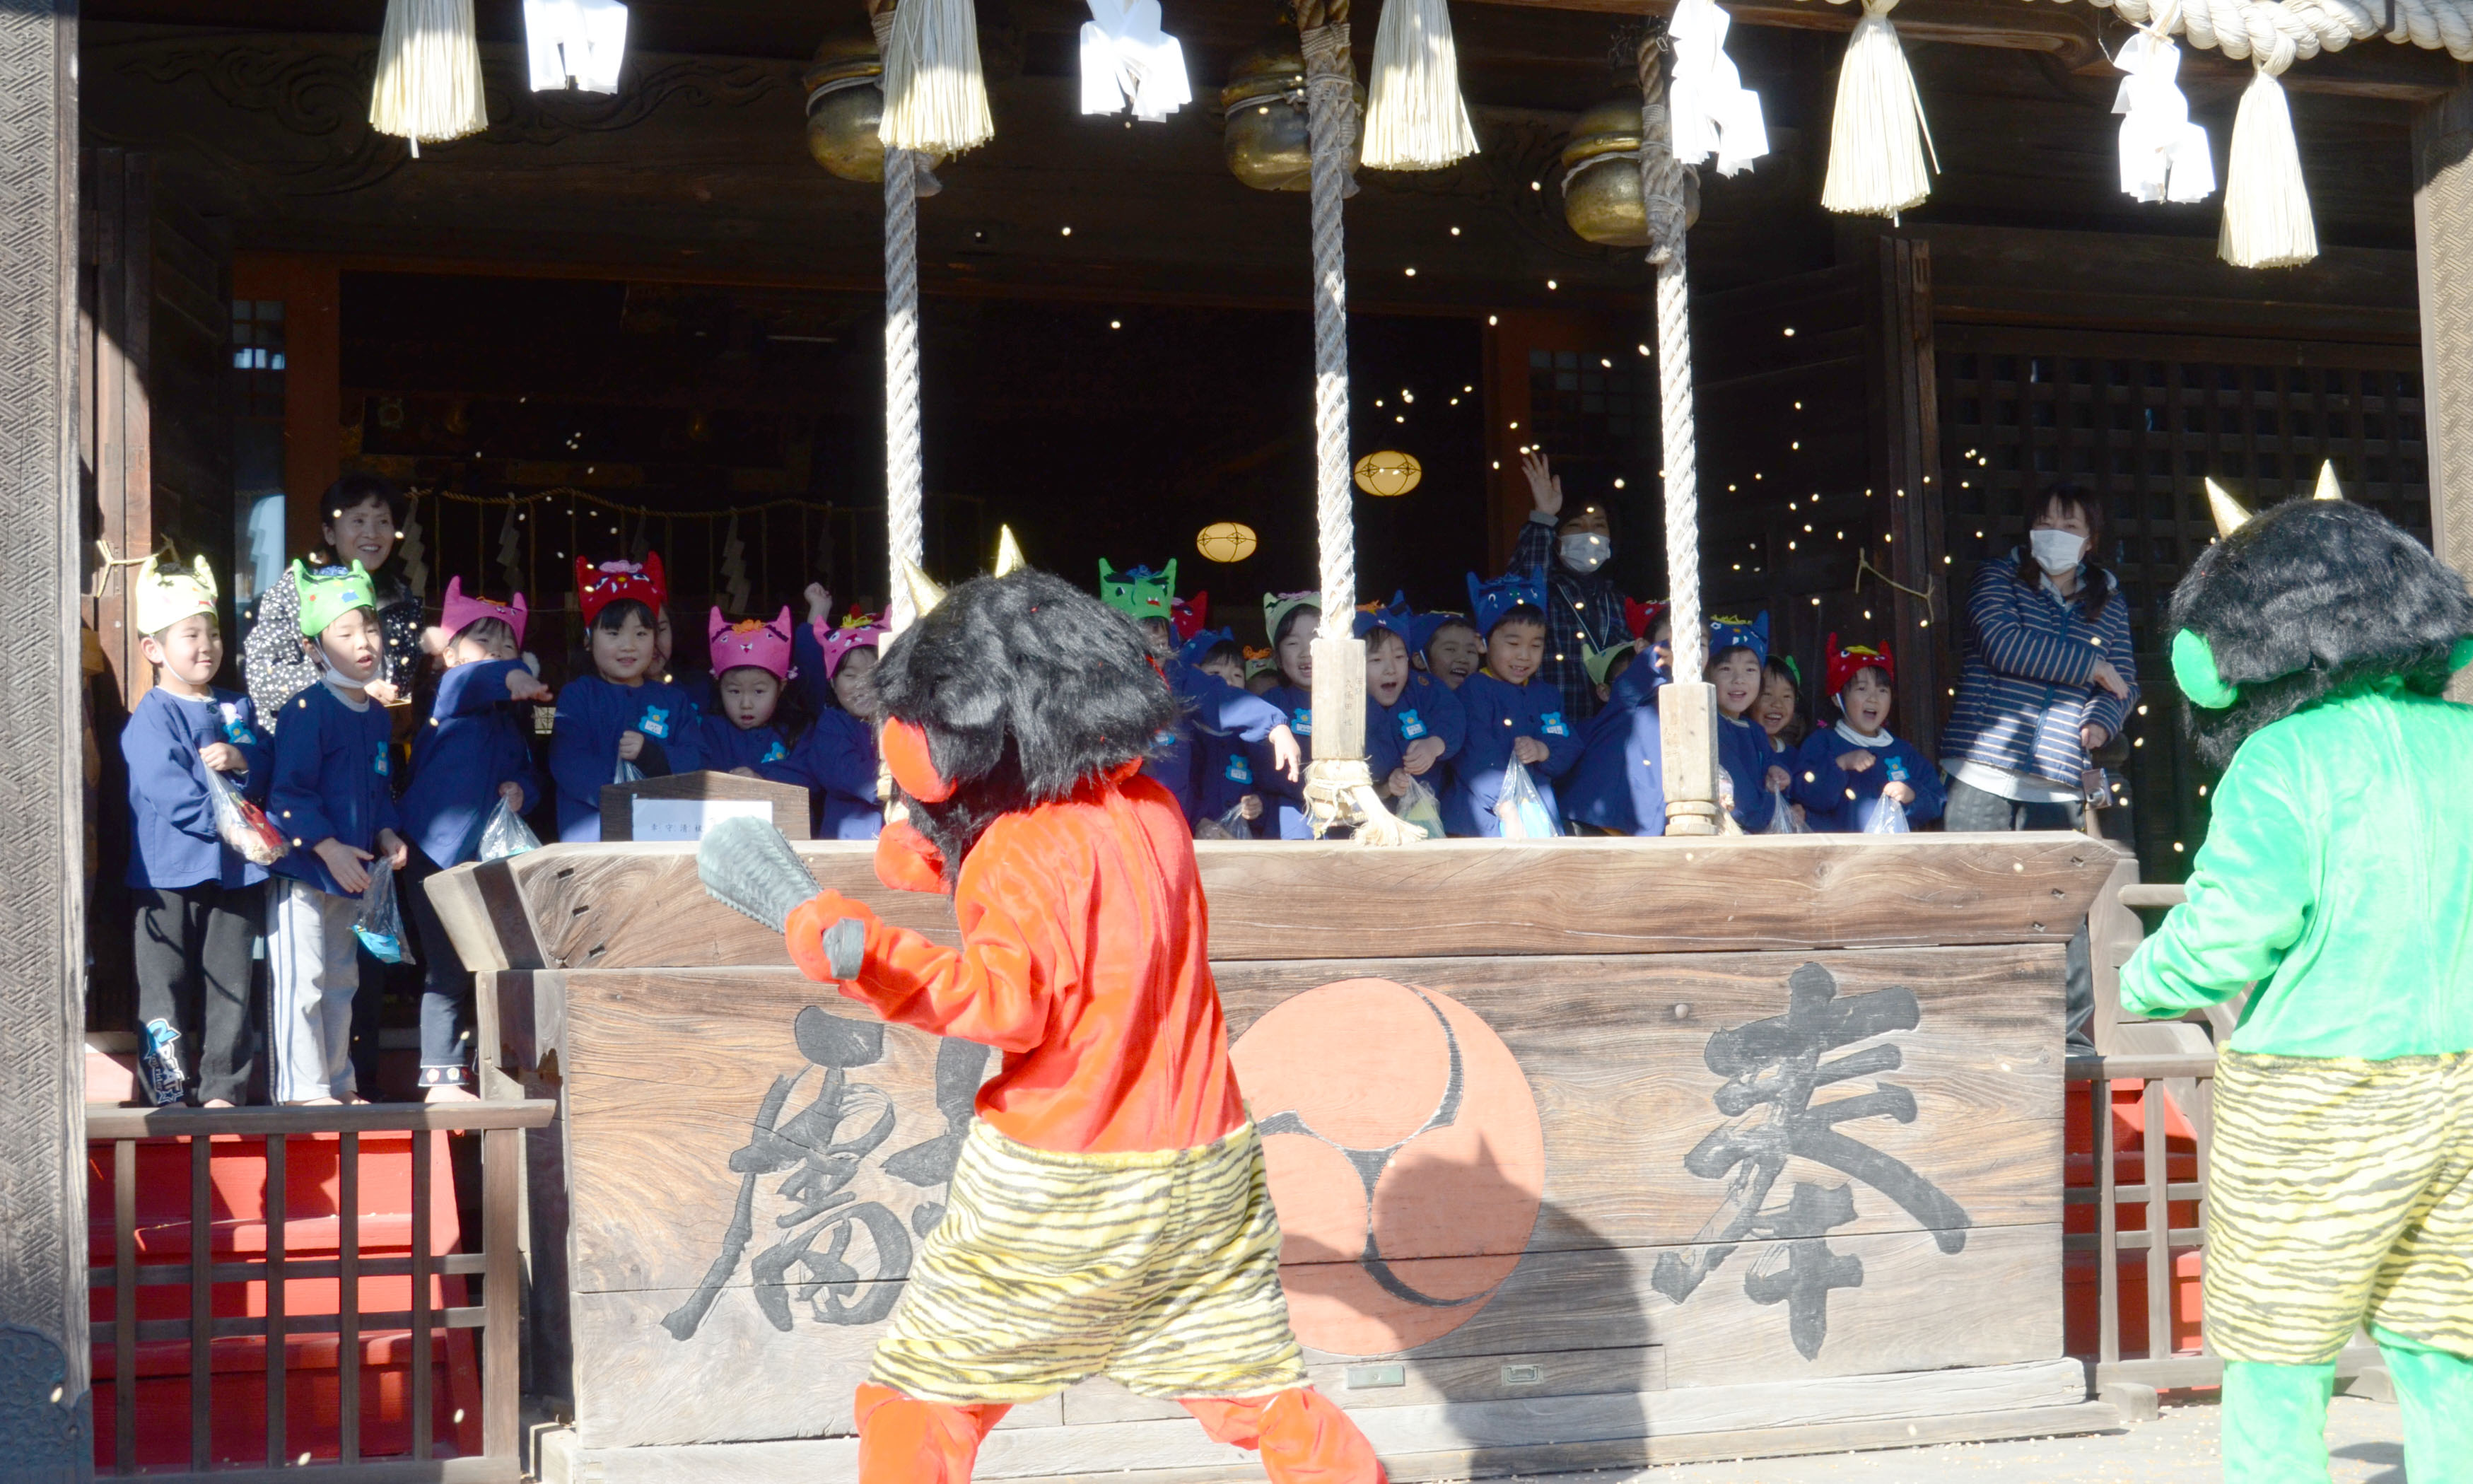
left=854, top=1383, right=1010, bottom=1484
left=855, top=1386, right=1384, bottom=1484
left=1183, top=1390, right=1388, bottom=1484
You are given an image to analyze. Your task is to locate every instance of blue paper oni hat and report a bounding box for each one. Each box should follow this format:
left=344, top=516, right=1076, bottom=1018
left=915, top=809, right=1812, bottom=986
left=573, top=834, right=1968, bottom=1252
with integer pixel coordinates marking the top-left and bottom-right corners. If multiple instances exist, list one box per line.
left=1466, top=568, right=1549, bottom=638
left=1708, top=612, right=1770, bottom=667
left=1409, top=610, right=1471, bottom=655
left=1352, top=591, right=1415, bottom=641
left=1177, top=626, right=1237, bottom=667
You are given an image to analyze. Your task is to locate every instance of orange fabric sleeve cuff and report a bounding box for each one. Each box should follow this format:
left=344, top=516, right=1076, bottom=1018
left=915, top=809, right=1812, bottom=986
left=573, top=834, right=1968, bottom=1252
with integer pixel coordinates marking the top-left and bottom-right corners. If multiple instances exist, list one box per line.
left=786, top=891, right=883, bottom=984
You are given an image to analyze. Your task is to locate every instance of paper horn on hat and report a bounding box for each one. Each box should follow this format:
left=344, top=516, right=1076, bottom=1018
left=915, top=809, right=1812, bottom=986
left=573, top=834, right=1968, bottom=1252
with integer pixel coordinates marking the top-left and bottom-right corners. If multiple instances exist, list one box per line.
left=2204, top=478, right=2252, bottom=537
left=993, top=525, right=1027, bottom=577
left=899, top=556, right=947, bottom=618
left=2314, top=460, right=2346, bottom=502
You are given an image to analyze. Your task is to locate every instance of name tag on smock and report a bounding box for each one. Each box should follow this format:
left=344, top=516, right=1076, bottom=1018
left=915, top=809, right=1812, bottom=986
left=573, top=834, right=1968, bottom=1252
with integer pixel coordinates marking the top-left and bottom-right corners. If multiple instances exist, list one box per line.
left=761, top=740, right=788, bottom=765
left=218, top=703, right=257, bottom=747
left=1290, top=708, right=1312, bottom=737
left=1399, top=709, right=1428, bottom=740
left=1540, top=711, right=1570, bottom=738
left=1225, top=754, right=1253, bottom=785
left=638, top=706, right=671, bottom=740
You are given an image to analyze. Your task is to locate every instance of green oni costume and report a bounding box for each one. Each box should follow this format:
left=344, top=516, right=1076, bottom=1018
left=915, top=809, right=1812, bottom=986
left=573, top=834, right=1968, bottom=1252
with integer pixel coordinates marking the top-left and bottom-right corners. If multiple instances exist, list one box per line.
left=2122, top=496, right=2473, bottom=1483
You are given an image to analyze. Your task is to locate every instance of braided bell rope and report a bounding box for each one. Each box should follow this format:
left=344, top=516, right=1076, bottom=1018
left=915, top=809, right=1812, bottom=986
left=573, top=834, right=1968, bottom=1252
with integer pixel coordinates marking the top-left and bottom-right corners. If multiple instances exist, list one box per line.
left=1301, top=21, right=1359, bottom=624
left=875, top=6, right=927, bottom=632
left=1638, top=39, right=1707, bottom=684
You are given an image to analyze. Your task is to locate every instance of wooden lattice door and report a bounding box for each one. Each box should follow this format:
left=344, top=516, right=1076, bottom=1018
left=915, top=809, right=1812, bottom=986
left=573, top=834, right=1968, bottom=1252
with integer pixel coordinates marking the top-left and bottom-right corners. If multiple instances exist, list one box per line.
left=1938, top=327, right=2431, bottom=877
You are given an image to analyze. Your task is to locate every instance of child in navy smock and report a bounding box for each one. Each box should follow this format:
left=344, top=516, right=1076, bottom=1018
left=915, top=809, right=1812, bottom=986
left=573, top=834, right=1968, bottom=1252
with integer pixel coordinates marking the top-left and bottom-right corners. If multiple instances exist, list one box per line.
left=399, top=580, right=546, bottom=1098
left=766, top=611, right=885, bottom=840
left=122, top=555, right=269, bottom=1106
left=267, top=562, right=409, bottom=1104
left=1444, top=571, right=1582, bottom=837
left=1792, top=638, right=1946, bottom=833
left=1359, top=603, right=1464, bottom=820
left=551, top=554, right=705, bottom=841
left=1256, top=591, right=1323, bottom=839
left=1562, top=638, right=1670, bottom=836
left=699, top=606, right=802, bottom=774
left=1707, top=613, right=1786, bottom=832
left=1172, top=629, right=1292, bottom=836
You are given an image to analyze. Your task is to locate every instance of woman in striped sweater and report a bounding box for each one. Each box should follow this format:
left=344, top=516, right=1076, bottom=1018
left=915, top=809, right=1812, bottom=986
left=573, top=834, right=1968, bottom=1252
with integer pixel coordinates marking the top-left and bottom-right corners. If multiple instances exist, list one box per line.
left=1939, top=484, right=2139, bottom=1048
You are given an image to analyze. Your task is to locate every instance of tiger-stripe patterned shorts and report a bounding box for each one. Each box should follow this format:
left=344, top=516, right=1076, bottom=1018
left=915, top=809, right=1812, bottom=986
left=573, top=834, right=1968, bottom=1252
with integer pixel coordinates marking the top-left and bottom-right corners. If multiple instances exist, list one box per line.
left=867, top=1120, right=1309, bottom=1405
left=2204, top=1048, right=2473, bottom=1364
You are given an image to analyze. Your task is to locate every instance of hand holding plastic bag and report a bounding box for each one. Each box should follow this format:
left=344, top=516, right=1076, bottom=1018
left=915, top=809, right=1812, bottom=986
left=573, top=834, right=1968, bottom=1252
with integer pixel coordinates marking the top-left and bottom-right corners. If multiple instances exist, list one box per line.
left=1494, top=759, right=1560, bottom=839
left=204, top=765, right=288, bottom=865
left=1864, top=795, right=1912, bottom=834
left=1762, top=785, right=1806, bottom=834
left=1393, top=775, right=1447, bottom=840
left=353, top=858, right=417, bottom=964
left=612, top=759, right=646, bottom=786
left=478, top=798, right=544, bottom=861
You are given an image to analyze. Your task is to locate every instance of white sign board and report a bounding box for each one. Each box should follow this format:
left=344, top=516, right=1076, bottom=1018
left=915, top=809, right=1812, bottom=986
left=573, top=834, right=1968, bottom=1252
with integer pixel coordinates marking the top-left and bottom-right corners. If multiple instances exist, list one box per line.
left=631, top=797, right=773, bottom=843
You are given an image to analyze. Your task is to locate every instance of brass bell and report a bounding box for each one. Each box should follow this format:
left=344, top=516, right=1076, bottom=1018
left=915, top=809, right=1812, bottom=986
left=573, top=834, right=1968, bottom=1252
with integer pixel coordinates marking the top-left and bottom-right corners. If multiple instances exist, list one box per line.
left=1221, top=30, right=1362, bottom=193
left=1560, top=92, right=1701, bottom=247
left=803, top=33, right=949, bottom=184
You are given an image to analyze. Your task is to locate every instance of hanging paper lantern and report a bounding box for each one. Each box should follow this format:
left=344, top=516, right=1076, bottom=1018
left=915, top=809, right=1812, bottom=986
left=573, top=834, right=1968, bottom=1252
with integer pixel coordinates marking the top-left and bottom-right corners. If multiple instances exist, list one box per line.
left=1353, top=450, right=1422, bottom=497
left=1196, top=521, right=1259, bottom=563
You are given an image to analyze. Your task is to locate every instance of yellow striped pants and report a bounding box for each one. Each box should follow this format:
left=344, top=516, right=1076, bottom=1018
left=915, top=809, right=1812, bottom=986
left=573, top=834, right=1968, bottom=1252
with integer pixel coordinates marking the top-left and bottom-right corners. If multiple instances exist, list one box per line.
left=2204, top=1048, right=2473, bottom=1364
left=869, top=1121, right=1310, bottom=1405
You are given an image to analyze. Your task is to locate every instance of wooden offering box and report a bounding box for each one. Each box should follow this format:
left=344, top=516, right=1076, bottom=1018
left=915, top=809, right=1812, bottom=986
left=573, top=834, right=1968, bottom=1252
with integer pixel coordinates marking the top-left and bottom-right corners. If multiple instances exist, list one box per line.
left=430, top=834, right=2122, bottom=1483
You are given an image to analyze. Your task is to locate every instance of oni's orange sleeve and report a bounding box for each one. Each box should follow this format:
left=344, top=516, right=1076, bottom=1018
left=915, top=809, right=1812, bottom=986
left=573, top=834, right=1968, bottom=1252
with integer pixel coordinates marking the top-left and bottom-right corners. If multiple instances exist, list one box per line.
left=786, top=879, right=1053, bottom=1055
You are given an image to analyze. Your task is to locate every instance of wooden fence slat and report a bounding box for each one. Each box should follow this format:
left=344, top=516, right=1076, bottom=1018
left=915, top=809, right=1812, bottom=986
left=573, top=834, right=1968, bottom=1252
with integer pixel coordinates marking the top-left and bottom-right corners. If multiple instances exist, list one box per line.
left=266, top=1133, right=287, bottom=1468
left=189, top=1133, right=211, bottom=1472
left=484, top=1126, right=522, bottom=1462
left=2142, top=1080, right=2172, bottom=1359
left=339, top=1131, right=361, bottom=1466
left=115, top=1138, right=136, bottom=1476
left=413, top=1129, right=435, bottom=1460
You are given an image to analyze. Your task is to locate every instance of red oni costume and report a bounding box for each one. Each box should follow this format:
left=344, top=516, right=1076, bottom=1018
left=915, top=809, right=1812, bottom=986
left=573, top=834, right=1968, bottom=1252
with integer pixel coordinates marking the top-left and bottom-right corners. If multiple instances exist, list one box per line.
left=783, top=569, right=1384, bottom=1484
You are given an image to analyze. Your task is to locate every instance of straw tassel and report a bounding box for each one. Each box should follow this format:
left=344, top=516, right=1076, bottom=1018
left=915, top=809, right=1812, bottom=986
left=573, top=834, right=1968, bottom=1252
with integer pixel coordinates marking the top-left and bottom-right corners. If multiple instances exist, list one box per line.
left=881, top=0, right=995, bottom=156
left=1819, top=0, right=1936, bottom=221
left=1361, top=0, right=1478, bottom=171
left=369, top=0, right=489, bottom=156
left=2218, top=53, right=2317, bottom=269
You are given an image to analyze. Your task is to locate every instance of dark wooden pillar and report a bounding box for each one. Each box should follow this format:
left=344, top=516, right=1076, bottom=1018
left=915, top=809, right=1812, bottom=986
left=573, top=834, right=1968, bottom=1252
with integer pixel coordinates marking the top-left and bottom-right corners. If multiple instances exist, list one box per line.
left=2415, top=82, right=2473, bottom=703
left=0, top=1, right=93, bottom=1477
left=1874, top=237, right=1948, bottom=750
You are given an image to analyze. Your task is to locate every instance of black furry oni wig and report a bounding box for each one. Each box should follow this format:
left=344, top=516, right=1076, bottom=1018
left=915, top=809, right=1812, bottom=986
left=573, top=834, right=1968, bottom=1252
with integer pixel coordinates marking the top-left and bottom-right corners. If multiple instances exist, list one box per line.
left=873, top=568, right=1180, bottom=871
left=2171, top=499, right=2472, bottom=770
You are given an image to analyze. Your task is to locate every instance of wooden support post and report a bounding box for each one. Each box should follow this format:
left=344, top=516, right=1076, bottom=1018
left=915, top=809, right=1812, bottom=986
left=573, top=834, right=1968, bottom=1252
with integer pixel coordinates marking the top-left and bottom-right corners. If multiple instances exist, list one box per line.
left=1876, top=237, right=1948, bottom=744
left=0, top=5, right=91, bottom=1478
left=2414, top=82, right=2473, bottom=703
left=1660, top=680, right=1721, bottom=835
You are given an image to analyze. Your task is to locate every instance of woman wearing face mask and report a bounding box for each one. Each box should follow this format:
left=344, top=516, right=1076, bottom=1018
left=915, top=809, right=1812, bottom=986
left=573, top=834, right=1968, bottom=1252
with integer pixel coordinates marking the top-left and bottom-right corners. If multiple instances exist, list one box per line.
left=242, top=474, right=428, bottom=733
left=1941, top=484, right=2139, bottom=1048
left=1508, top=449, right=1635, bottom=725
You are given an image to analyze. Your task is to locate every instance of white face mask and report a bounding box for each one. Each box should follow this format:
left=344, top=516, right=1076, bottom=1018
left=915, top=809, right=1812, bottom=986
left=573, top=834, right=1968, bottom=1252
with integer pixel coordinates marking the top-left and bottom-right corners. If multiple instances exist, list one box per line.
left=1560, top=532, right=1612, bottom=574
left=2029, top=527, right=2087, bottom=576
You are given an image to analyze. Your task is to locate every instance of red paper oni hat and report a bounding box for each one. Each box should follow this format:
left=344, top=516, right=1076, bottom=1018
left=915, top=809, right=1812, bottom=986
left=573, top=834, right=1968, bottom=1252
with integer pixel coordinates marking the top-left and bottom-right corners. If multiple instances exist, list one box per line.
left=1625, top=597, right=1671, bottom=643
left=575, top=553, right=667, bottom=629
left=1823, top=634, right=1894, bottom=698
left=708, top=606, right=794, bottom=682
left=1171, top=591, right=1209, bottom=643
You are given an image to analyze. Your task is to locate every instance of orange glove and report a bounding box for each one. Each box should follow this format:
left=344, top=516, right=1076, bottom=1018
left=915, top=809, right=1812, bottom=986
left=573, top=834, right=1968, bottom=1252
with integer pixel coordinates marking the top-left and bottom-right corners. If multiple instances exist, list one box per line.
left=875, top=820, right=947, bottom=894
left=787, top=891, right=884, bottom=985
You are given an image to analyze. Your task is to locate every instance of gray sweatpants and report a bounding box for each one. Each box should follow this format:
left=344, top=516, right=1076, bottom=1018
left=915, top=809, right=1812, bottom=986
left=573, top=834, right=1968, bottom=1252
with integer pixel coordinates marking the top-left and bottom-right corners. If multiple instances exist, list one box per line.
left=269, top=877, right=361, bottom=1103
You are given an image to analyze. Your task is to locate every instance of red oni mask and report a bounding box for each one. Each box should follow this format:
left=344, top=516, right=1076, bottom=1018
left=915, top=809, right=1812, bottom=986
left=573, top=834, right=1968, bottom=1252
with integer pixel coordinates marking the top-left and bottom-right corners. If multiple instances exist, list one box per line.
left=575, top=553, right=667, bottom=629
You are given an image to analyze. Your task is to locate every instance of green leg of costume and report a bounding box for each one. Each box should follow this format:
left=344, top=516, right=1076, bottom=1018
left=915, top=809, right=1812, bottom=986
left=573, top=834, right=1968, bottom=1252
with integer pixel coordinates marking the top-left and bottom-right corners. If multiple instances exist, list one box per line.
left=2374, top=1323, right=2473, bottom=1484
left=2221, top=1360, right=2334, bottom=1483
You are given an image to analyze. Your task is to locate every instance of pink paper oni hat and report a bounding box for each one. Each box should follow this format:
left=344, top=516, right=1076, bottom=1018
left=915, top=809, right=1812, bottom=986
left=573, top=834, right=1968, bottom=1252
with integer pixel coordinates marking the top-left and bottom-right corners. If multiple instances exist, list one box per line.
left=818, top=609, right=887, bottom=679
left=442, top=577, right=527, bottom=646
left=709, top=606, right=795, bottom=681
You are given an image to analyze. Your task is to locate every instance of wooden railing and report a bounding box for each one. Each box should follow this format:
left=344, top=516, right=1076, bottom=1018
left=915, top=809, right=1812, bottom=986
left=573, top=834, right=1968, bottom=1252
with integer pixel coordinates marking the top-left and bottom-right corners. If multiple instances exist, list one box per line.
left=86, top=1101, right=556, bottom=1483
